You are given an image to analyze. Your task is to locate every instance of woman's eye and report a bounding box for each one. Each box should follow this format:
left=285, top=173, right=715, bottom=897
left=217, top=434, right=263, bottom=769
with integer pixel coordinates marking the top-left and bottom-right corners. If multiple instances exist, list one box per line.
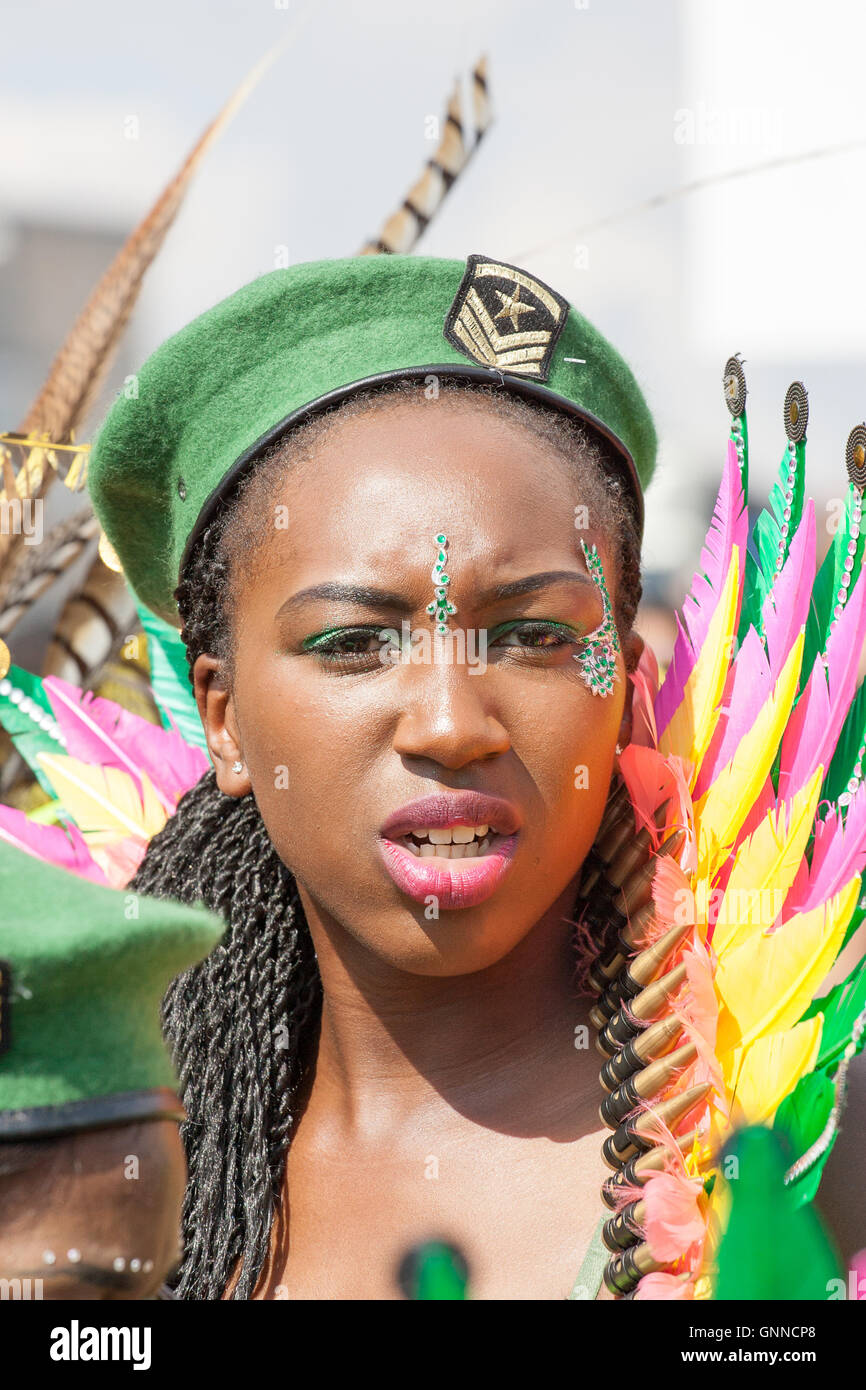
left=303, top=628, right=387, bottom=662
left=489, top=620, right=581, bottom=651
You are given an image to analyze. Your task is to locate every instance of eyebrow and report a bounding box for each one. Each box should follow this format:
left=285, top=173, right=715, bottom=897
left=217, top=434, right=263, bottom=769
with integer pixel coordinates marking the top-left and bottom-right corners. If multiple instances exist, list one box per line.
left=275, top=569, right=595, bottom=619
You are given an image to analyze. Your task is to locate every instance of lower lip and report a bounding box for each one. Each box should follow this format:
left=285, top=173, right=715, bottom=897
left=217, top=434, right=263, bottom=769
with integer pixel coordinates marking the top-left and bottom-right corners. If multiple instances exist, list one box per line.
left=376, top=832, right=520, bottom=909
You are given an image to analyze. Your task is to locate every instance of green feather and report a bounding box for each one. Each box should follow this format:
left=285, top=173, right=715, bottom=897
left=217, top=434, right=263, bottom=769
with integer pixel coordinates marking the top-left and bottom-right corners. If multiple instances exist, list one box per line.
left=774, top=953, right=866, bottom=1203
left=714, top=1127, right=843, bottom=1297
left=822, top=675, right=866, bottom=805
left=803, top=483, right=866, bottom=684
left=774, top=1071, right=837, bottom=1206
left=732, top=409, right=749, bottom=509
left=0, top=664, right=66, bottom=795
left=135, top=598, right=208, bottom=753
left=737, top=439, right=805, bottom=645
left=802, top=952, right=866, bottom=1072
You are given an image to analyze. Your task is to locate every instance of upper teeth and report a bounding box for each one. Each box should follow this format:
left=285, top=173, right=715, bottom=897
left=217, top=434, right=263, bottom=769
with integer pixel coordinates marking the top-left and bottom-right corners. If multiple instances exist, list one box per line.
left=401, top=824, right=493, bottom=858
left=410, top=825, right=489, bottom=843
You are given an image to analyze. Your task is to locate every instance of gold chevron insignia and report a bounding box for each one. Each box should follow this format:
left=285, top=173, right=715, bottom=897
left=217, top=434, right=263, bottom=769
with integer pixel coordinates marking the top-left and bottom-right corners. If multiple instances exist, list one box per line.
left=443, top=254, right=569, bottom=381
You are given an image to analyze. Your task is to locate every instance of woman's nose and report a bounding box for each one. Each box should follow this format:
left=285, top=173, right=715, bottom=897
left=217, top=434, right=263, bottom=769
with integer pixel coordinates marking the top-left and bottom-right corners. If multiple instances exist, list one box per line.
left=390, top=662, right=510, bottom=770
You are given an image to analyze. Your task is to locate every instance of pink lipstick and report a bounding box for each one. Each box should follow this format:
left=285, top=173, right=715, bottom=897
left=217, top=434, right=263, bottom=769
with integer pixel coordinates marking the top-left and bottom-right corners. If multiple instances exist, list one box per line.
left=377, top=791, right=521, bottom=910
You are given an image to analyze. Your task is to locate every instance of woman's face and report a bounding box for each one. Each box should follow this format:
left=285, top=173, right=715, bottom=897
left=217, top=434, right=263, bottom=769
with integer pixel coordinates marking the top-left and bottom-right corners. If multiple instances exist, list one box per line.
left=195, top=398, right=641, bottom=976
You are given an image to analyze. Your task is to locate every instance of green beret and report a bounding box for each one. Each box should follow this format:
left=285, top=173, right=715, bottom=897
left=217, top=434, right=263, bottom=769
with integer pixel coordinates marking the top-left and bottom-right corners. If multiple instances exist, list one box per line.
left=89, top=253, right=657, bottom=624
left=0, top=840, right=224, bottom=1131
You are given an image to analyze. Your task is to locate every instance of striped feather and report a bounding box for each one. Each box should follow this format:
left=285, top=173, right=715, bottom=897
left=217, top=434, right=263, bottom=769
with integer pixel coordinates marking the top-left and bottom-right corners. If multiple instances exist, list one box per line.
left=0, top=44, right=281, bottom=620
left=358, top=57, right=491, bottom=256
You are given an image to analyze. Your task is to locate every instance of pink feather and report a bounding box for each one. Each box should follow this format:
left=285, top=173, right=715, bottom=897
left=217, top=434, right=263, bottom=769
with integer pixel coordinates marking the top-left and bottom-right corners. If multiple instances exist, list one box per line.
left=778, top=570, right=866, bottom=803
left=642, top=1169, right=706, bottom=1262
left=653, top=612, right=694, bottom=743
left=0, top=804, right=108, bottom=884
left=679, top=938, right=718, bottom=1048
left=43, top=675, right=209, bottom=811
left=619, top=744, right=674, bottom=842
left=761, top=503, right=815, bottom=681
left=692, top=625, right=772, bottom=801
left=647, top=856, right=694, bottom=946
left=619, top=744, right=695, bottom=865
left=670, top=939, right=728, bottom=1114
left=630, top=648, right=660, bottom=749
left=655, top=442, right=747, bottom=738
left=91, top=836, right=149, bottom=889
left=793, top=783, right=866, bottom=913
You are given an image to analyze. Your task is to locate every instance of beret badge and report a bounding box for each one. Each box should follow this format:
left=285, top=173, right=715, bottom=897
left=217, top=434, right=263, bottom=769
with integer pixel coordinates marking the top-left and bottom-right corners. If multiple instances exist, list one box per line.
left=443, top=253, right=569, bottom=382
left=846, top=423, right=866, bottom=492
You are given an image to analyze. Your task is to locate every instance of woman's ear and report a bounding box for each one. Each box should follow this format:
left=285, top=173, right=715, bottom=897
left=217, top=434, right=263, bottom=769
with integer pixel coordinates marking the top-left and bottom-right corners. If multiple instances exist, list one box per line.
left=616, top=630, right=645, bottom=756
left=192, top=653, right=251, bottom=797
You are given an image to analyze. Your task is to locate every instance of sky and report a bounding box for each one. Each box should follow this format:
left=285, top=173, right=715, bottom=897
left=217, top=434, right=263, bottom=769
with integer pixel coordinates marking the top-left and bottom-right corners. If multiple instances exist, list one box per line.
left=2, top=0, right=866, bottom=590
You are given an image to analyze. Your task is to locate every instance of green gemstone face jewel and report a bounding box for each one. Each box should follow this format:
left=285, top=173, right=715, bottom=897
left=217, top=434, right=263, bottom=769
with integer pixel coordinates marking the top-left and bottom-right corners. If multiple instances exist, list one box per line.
left=428, top=533, right=456, bottom=632
left=572, top=538, right=621, bottom=697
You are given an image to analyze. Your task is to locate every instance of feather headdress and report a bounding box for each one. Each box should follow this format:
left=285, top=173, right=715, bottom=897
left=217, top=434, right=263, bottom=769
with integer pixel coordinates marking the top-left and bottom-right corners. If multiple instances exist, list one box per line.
left=592, top=359, right=866, bottom=1299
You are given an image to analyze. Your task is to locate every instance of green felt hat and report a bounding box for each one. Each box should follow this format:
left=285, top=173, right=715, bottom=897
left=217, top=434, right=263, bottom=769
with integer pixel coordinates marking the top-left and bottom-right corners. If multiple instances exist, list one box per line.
left=0, top=840, right=224, bottom=1134
left=88, top=253, right=657, bottom=625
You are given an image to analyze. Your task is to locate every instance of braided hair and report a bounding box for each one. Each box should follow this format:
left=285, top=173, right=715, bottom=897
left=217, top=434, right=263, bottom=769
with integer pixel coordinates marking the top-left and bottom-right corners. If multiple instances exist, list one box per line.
left=130, top=378, right=644, bottom=1298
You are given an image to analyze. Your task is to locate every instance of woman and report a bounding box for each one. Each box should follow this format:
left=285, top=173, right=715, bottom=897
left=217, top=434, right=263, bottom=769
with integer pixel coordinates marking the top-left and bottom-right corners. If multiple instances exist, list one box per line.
left=88, top=253, right=866, bottom=1300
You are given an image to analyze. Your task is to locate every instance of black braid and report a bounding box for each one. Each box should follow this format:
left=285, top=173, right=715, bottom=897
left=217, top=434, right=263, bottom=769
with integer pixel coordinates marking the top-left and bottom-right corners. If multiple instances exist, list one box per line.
left=129, top=762, right=320, bottom=1299
left=130, top=378, right=644, bottom=1299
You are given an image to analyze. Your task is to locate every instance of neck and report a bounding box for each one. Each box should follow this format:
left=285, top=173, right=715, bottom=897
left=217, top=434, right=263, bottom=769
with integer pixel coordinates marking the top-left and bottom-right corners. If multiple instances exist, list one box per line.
left=296, top=876, right=604, bottom=1143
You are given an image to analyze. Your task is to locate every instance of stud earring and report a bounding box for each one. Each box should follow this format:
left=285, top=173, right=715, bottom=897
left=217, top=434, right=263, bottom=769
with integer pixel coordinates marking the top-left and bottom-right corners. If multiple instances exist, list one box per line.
left=425, top=533, right=457, bottom=634
left=231, top=760, right=244, bottom=774
left=573, top=538, right=621, bottom=697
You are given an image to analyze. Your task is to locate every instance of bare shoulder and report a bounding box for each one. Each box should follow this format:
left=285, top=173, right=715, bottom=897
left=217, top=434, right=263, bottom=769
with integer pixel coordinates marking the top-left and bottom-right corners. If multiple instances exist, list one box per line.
left=813, top=1048, right=866, bottom=1262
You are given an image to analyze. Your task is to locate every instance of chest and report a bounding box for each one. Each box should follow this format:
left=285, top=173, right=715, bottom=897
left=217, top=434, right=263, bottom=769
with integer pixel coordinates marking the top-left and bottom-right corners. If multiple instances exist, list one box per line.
left=258, top=1123, right=614, bottom=1300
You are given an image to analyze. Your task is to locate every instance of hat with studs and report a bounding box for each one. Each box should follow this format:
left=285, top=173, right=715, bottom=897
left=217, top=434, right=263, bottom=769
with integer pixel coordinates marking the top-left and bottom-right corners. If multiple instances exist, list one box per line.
left=88, top=253, right=658, bottom=624
left=0, top=839, right=225, bottom=1136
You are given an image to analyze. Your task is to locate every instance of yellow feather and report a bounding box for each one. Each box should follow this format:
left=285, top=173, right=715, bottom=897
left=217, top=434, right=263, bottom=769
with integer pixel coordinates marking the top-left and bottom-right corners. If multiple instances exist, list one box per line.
left=691, top=631, right=804, bottom=884
left=35, top=753, right=166, bottom=840
left=721, top=1016, right=823, bottom=1127
left=715, top=875, right=859, bottom=1053
left=712, top=764, right=823, bottom=957
left=659, top=547, right=741, bottom=779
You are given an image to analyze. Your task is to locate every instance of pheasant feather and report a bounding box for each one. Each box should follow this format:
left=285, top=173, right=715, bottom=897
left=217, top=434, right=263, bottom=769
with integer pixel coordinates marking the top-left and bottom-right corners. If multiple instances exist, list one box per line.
left=0, top=43, right=284, bottom=620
